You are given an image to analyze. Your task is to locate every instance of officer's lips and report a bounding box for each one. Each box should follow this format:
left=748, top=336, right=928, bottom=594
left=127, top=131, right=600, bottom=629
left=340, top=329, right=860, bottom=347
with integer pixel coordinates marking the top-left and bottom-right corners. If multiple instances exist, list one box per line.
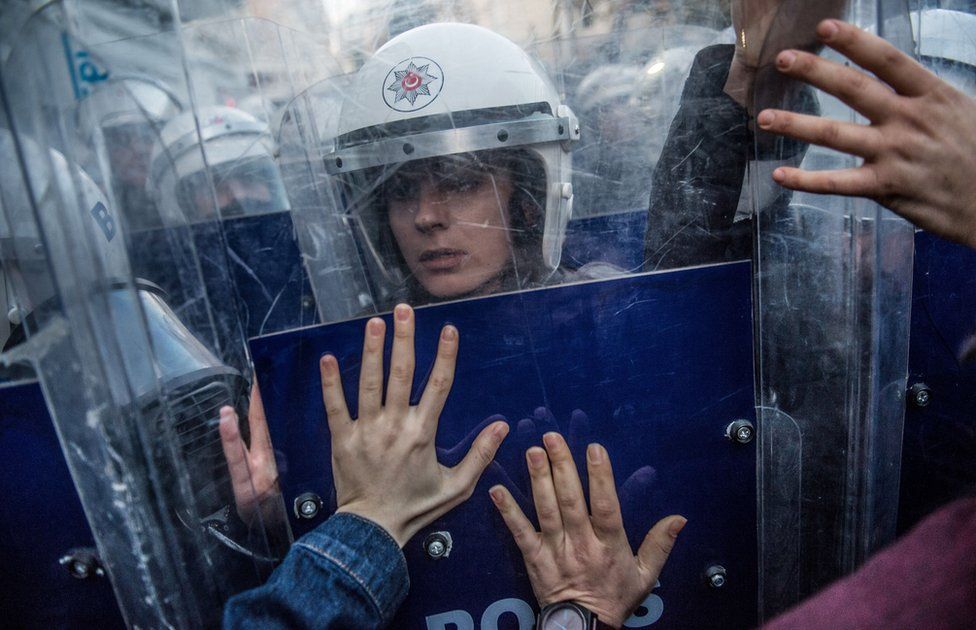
left=419, top=248, right=467, bottom=271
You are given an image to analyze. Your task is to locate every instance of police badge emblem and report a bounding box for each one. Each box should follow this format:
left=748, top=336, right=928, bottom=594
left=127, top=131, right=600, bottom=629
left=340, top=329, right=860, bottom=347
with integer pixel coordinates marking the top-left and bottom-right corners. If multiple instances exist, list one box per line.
left=383, top=57, right=443, bottom=112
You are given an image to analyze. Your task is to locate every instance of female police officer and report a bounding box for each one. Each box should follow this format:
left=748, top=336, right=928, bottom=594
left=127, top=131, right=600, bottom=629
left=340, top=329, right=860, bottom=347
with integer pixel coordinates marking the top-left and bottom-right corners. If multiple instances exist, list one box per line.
left=290, top=22, right=628, bottom=313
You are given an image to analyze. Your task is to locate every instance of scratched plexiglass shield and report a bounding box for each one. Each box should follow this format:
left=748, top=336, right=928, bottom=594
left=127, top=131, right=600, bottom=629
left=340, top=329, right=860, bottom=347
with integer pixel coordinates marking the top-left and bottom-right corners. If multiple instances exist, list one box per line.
left=270, top=2, right=924, bottom=628
left=897, top=0, right=976, bottom=592
left=748, top=0, right=918, bottom=620
left=0, top=2, right=333, bottom=627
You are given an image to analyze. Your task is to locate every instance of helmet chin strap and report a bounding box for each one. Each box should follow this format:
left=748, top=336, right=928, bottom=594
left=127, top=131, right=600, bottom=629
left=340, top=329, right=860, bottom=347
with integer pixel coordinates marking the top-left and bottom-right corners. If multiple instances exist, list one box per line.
left=542, top=182, right=573, bottom=270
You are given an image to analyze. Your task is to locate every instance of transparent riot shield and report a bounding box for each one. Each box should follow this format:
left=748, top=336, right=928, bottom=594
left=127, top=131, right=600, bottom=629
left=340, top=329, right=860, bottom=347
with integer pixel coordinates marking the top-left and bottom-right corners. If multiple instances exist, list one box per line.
left=0, top=1, right=322, bottom=626
left=561, top=24, right=727, bottom=220
left=748, top=0, right=917, bottom=620
left=152, top=16, right=332, bottom=337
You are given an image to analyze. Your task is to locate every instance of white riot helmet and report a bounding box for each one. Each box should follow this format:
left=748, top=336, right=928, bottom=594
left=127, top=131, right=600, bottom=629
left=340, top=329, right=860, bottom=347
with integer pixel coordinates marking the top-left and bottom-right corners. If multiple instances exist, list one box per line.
left=81, top=74, right=184, bottom=130
left=148, top=105, right=290, bottom=225
left=80, top=75, right=184, bottom=230
left=577, top=64, right=643, bottom=114
left=911, top=9, right=976, bottom=96
left=325, top=23, right=579, bottom=289
left=0, top=128, right=240, bottom=398
left=633, top=46, right=702, bottom=162
left=0, top=129, right=128, bottom=342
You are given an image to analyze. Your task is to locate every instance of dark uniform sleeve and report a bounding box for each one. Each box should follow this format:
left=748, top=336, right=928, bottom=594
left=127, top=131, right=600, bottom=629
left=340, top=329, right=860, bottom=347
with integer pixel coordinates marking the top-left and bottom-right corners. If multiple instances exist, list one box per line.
left=643, top=44, right=817, bottom=271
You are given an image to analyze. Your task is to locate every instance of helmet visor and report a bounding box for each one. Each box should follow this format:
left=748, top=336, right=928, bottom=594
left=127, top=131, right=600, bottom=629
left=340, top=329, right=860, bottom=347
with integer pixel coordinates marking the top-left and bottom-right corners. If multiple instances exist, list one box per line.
left=108, top=286, right=229, bottom=401
left=176, top=156, right=290, bottom=220
left=341, top=149, right=547, bottom=308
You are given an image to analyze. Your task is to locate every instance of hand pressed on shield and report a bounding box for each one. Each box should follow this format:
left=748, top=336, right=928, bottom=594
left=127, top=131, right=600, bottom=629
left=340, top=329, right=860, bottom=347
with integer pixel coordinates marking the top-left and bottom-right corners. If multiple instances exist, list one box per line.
left=219, top=382, right=282, bottom=526
left=490, top=432, right=686, bottom=629
left=321, top=303, right=510, bottom=547
left=758, top=19, right=976, bottom=249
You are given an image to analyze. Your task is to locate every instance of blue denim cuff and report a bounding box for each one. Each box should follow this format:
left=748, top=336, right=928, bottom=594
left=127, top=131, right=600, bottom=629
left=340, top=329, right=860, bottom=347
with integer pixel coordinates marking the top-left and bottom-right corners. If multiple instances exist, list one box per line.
left=295, top=512, right=409, bottom=623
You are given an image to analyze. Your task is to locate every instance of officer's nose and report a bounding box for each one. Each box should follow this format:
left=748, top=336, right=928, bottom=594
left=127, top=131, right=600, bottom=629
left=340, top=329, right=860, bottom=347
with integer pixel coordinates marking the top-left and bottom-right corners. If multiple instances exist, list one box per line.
left=414, top=184, right=450, bottom=233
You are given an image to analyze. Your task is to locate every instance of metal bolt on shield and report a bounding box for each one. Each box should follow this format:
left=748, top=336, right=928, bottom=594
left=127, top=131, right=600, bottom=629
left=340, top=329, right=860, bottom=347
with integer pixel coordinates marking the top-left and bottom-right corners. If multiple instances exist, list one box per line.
left=705, top=564, right=727, bottom=589
left=59, top=549, right=105, bottom=580
left=294, top=492, right=323, bottom=520
left=424, top=531, right=453, bottom=559
left=908, top=382, right=932, bottom=408
left=725, top=419, right=755, bottom=444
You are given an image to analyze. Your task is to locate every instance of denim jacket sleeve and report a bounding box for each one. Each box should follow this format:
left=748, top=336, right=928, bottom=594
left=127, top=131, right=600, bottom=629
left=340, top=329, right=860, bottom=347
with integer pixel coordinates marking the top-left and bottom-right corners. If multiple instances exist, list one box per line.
left=223, top=513, right=410, bottom=629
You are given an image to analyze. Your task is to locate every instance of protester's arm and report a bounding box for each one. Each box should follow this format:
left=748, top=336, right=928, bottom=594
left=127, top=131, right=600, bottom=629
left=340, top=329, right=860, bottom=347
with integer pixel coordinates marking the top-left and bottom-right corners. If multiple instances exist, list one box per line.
left=223, top=304, right=509, bottom=628
left=490, top=433, right=685, bottom=629
left=642, top=43, right=753, bottom=270
left=643, top=0, right=834, bottom=271
left=763, top=496, right=976, bottom=629
left=223, top=512, right=409, bottom=629
left=758, top=19, right=976, bottom=249
left=723, top=0, right=785, bottom=111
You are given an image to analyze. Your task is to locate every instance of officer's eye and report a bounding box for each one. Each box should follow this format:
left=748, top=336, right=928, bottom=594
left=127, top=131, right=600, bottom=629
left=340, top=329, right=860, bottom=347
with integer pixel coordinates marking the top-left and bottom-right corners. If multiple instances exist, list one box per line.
left=439, top=173, right=487, bottom=195
left=385, top=175, right=419, bottom=202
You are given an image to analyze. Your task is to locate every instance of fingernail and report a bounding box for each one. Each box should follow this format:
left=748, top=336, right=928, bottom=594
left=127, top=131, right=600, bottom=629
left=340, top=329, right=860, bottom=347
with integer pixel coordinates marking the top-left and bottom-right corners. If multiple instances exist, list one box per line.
left=772, top=167, right=787, bottom=183
left=442, top=325, right=457, bottom=341
left=493, top=422, right=510, bottom=443
left=669, top=516, right=688, bottom=538
left=219, top=405, right=235, bottom=420
left=776, top=50, right=796, bottom=69
left=586, top=443, right=605, bottom=463
left=542, top=432, right=560, bottom=450
left=395, top=303, right=411, bottom=321
left=489, top=486, right=504, bottom=504
left=368, top=318, right=384, bottom=336
left=818, top=19, right=839, bottom=40
left=757, top=110, right=775, bottom=128
left=527, top=447, right=546, bottom=468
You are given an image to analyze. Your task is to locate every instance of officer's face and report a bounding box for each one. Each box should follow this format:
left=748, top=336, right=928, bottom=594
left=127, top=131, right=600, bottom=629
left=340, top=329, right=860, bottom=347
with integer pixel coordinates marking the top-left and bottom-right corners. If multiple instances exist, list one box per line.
left=105, top=123, right=155, bottom=186
left=387, top=158, right=515, bottom=298
left=185, top=176, right=273, bottom=219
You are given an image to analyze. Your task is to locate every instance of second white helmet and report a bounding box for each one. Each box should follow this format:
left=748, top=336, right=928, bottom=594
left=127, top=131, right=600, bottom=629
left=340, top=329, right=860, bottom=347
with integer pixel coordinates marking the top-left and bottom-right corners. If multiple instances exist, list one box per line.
left=148, top=105, right=290, bottom=225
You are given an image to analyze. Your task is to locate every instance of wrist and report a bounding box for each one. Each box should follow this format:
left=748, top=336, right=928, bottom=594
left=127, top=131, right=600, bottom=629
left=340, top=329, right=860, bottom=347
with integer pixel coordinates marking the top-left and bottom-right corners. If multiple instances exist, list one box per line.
left=335, top=505, right=410, bottom=547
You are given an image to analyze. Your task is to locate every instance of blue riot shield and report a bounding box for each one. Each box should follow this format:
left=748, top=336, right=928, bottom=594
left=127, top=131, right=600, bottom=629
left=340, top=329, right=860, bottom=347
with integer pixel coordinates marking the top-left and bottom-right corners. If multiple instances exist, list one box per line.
left=251, top=265, right=758, bottom=628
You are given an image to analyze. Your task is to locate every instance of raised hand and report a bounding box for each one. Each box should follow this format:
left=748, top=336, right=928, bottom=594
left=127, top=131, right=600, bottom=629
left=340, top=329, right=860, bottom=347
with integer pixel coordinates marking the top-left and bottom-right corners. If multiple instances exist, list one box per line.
left=321, top=303, right=509, bottom=547
left=489, top=432, right=686, bottom=629
left=758, top=19, right=976, bottom=249
left=219, top=382, right=283, bottom=526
